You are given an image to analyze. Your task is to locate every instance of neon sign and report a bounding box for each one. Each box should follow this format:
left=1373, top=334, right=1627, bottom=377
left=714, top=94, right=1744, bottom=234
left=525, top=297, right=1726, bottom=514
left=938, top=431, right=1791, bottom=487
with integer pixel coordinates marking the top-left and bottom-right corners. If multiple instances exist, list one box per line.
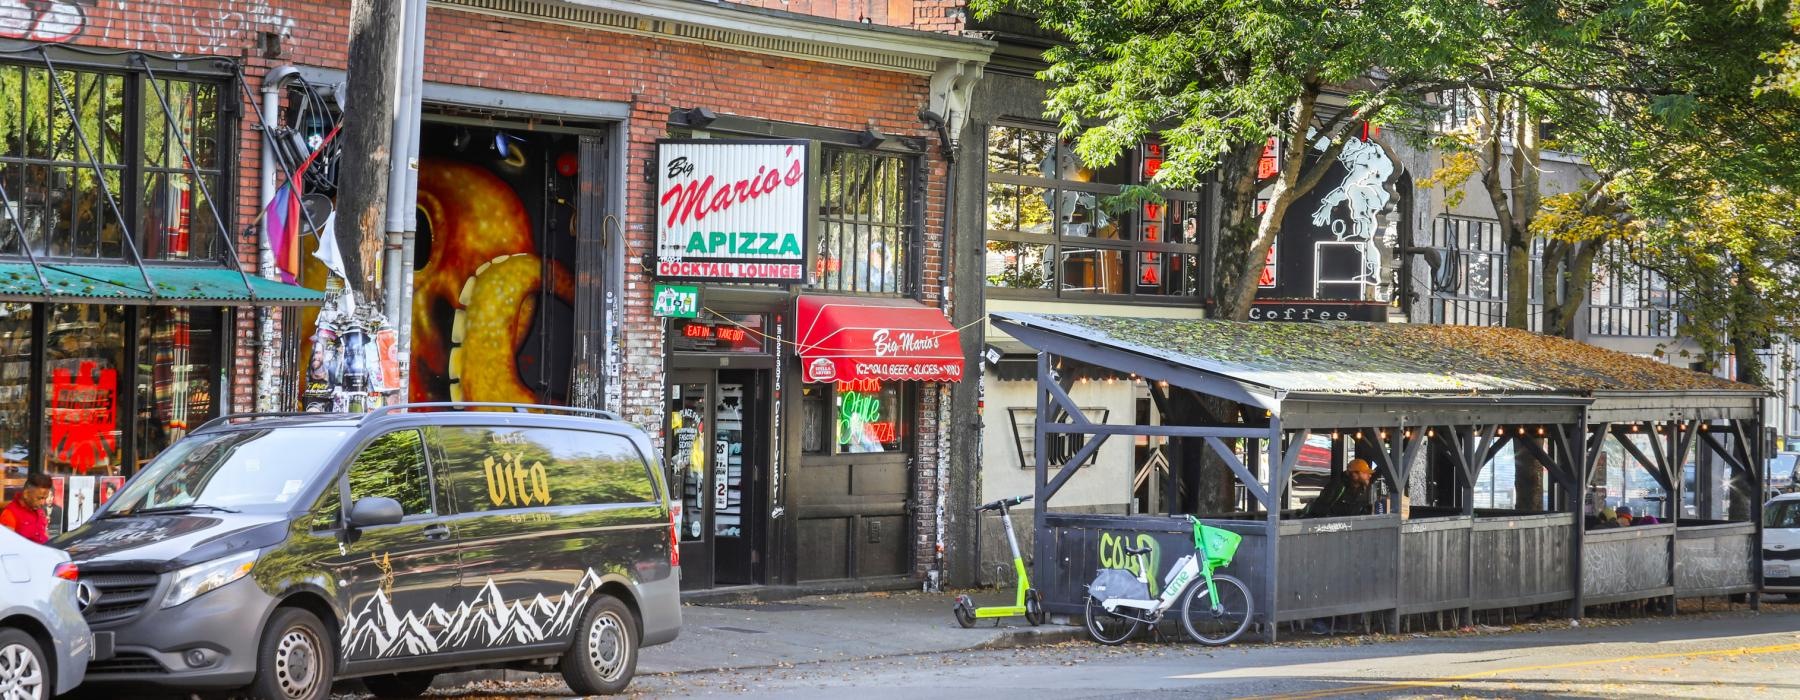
left=682, top=323, right=747, bottom=342
left=837, top=381, right=897, bottom=448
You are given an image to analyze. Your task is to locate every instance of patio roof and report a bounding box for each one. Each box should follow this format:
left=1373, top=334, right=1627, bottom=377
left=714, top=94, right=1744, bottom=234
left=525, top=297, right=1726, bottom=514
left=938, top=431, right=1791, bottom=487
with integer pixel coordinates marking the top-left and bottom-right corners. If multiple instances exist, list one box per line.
left=990, top=313, right=1759, bottom=398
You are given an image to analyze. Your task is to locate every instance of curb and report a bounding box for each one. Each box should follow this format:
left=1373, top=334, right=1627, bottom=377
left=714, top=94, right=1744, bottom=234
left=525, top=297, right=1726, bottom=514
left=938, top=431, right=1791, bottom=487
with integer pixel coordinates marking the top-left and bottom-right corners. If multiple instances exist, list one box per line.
left=975, top=624, right=1087, bottom=649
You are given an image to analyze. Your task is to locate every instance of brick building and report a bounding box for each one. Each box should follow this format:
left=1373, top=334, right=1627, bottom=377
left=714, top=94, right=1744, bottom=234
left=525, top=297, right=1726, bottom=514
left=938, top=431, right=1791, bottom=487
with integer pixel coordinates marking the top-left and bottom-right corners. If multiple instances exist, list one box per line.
left=0, top=0, right=990, bottom=591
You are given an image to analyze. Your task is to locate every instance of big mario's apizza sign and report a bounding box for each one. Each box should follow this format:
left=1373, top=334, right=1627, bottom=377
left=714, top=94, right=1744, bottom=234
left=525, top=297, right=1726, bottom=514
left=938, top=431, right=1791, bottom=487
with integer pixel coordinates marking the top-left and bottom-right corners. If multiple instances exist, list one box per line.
left=655, top=140, right=809, bottom=283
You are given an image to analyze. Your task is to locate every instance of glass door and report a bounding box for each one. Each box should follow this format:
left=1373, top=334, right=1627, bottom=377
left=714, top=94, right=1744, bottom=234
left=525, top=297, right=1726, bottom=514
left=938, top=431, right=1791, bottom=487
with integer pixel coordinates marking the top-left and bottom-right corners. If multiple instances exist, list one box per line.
left=667, top=373, right=713, bottom=587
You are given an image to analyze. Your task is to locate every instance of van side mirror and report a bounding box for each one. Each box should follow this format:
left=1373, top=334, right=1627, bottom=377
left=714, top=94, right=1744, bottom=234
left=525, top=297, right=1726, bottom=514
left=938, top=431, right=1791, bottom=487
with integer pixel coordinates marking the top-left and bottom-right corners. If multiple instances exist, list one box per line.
left=347, top=497, right=404, bottom=528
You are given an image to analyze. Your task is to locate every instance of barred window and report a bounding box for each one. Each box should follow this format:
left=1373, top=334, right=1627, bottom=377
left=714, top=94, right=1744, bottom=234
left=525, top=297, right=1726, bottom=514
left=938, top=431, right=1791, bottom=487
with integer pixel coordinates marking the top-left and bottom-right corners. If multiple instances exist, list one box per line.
left=1588, top=243, right=1677, bottom=337
left=0, top=62, right=227, bottom=262
left=1426, top=215, right=1543, bottom=331
left=984, top=123, right=1201, bottom=299
left=812, top=147, right=917, bottom=297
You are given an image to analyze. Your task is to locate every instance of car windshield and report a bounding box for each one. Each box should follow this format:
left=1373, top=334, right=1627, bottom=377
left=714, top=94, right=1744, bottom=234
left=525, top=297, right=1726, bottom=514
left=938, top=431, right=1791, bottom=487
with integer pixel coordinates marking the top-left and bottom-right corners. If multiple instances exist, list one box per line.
left=103, top=427, right=352, bottom=516
left=1767, top=500, right=1800, bottom=529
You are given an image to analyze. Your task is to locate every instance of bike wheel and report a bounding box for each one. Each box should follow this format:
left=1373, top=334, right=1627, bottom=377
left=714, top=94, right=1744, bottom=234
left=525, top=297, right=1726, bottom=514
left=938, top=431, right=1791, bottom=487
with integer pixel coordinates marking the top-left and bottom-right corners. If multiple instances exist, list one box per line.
left=953, top=595, right=977, bottom=628
left=1024, top=589, right=1045, bottom=626
left=1083, top=596, right=1141, bottom=645
left=1180, top=573, right=1253, bottom=645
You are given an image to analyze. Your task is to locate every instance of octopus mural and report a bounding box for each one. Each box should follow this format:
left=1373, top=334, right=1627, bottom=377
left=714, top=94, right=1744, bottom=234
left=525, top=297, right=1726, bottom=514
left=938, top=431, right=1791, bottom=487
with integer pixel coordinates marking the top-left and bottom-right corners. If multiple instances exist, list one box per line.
left=411, top=157, right=573, bottom=405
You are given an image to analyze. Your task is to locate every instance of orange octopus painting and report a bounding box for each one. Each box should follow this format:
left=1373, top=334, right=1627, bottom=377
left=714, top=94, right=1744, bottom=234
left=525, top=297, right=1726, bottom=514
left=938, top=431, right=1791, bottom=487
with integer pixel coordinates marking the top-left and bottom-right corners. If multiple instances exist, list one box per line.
left=411, top=157, right=572, bottom=405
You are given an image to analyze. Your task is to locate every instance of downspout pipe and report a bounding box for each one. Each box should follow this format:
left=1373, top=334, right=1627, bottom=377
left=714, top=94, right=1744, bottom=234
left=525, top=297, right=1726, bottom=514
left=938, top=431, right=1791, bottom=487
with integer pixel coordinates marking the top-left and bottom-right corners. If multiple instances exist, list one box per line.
left=257, top=65, right=303, bottom=412
left=382, top=0, right=425, bottom=332
left=397, top=0, right=427, bottom=397
left=920, top=107, right=957, bottom=588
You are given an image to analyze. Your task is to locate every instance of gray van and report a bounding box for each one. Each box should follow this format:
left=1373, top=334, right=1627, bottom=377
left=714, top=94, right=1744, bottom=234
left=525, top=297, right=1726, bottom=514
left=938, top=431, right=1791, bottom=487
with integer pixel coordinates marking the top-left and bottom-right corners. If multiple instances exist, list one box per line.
left=55, top=403, right=681, bottom=700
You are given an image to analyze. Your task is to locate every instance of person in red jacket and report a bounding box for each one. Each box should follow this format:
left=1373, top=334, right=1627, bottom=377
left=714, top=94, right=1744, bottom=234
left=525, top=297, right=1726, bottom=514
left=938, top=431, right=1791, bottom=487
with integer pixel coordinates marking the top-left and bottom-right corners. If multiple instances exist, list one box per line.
left=1, top=473, right=52, bottom=544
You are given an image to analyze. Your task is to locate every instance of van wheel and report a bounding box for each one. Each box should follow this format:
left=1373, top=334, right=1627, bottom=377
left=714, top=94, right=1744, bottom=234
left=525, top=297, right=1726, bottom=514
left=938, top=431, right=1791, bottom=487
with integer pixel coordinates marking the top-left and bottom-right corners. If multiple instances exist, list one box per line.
left=248, top=608, right=334, bottom=700
left=362, top=671, right=435, bottom=698
left=560, top=594, right=637, bottom=696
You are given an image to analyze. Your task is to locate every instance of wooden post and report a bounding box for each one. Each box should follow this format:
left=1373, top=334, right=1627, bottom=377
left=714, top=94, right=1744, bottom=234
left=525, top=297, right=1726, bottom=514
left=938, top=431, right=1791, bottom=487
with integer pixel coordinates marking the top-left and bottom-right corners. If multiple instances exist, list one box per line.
left=336, top=0, right=406, bottom=306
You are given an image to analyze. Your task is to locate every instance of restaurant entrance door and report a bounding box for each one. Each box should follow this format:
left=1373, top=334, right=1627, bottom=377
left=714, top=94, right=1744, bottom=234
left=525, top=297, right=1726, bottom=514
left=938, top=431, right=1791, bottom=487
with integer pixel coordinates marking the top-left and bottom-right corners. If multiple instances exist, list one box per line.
left=667, top=368, right=769, bottom=589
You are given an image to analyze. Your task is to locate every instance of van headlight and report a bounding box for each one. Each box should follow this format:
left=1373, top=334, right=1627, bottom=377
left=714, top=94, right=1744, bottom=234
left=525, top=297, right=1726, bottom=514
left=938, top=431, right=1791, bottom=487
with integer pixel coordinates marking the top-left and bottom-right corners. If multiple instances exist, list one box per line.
left=162, top=551, right=257, bottom=609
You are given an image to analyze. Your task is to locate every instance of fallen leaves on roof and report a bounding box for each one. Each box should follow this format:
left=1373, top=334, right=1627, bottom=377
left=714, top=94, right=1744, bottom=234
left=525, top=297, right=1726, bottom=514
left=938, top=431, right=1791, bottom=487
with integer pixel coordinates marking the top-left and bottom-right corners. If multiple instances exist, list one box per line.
left=1011, top=314, right=1757, bottom=395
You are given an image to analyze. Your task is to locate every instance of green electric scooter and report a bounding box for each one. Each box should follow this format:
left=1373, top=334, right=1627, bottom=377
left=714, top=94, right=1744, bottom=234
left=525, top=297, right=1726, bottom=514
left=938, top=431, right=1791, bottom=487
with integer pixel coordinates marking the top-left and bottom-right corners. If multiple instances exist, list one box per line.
left=954, top=494, right=1046, bottom=627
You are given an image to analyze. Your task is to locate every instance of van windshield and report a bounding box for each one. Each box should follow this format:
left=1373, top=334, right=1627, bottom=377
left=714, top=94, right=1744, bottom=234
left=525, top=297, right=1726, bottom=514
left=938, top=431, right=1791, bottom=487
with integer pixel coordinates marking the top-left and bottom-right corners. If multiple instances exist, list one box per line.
left=1767, top=500, right=1800, bottom=529
left=103, top=427, right=352, bottom=516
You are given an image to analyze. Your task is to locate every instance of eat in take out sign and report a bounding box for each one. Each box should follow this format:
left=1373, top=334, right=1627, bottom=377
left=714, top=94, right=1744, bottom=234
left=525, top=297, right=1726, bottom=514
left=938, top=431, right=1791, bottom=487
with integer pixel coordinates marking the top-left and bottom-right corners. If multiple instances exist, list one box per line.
left=655, top=140, right=808, bottom=283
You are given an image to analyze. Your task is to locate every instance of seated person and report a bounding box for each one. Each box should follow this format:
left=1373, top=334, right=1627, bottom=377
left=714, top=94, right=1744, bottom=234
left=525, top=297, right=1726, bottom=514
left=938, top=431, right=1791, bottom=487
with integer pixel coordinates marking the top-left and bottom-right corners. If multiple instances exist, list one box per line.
left=1593, top=507, right=1619, bottom=529
left=1302, top=458, right=1374, bottom=518
left=1615, top=506, right=1634, bottom=527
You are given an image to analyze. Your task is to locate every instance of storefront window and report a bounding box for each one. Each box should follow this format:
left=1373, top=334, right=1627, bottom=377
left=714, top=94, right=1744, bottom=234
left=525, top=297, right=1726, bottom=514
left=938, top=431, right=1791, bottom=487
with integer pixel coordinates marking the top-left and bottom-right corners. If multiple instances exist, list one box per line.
left=0, top=304, right=30, bottom=497
left=134, top=307, right=220, bottom=470
left=802, top=380, right=908, bottom=455
left=42, top=304, right=125, bottom=536
left=985, top=124, right=1202, bottom=299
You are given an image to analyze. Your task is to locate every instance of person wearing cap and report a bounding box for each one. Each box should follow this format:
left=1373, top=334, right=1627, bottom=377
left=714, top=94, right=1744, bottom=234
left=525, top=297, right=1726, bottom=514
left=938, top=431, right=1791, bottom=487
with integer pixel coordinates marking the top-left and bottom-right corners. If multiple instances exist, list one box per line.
left=1615, top=505, right=1635, bottom=527
left=1303, top=458, right=1375, bottom=518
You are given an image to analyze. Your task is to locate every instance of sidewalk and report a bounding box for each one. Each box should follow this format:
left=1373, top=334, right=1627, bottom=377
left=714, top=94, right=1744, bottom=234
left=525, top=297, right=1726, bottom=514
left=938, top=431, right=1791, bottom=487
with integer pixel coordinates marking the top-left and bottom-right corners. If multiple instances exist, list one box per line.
left=641, top=590, right=1083, bottom=674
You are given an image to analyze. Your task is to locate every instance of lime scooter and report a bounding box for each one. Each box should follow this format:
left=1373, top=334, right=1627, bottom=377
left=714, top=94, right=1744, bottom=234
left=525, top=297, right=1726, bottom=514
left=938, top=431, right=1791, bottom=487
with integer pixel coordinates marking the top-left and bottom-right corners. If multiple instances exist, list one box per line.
left=954, top=494, right=1046, bottom=627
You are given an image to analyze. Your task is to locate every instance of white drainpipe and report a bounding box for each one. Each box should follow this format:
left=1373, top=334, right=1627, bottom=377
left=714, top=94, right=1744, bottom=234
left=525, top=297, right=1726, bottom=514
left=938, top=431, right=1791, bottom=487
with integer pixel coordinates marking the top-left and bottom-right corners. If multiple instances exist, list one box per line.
left=257, top=65, right=302, bottom=412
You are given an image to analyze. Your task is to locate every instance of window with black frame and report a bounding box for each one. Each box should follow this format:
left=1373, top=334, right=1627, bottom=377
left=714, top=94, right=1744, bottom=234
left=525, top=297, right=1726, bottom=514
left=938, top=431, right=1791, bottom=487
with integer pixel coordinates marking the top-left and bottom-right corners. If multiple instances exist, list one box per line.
left=813, top=146, right=917, bottom=297
left=0, top=61, right=227, bottom=261
left=983, top=123, right=1202, bottom=299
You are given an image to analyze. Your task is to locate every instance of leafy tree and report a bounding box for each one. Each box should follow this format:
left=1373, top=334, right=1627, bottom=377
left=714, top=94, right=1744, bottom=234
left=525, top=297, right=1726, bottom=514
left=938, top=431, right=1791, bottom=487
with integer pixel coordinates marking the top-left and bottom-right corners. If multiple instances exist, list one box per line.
left=968, top=0, right=1501, bottom=320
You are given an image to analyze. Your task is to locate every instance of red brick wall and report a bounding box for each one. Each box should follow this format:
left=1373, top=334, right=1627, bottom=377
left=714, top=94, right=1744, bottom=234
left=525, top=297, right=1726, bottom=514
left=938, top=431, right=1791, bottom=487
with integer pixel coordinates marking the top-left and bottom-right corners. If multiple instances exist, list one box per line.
left=21, top=0, right=957, bottom=579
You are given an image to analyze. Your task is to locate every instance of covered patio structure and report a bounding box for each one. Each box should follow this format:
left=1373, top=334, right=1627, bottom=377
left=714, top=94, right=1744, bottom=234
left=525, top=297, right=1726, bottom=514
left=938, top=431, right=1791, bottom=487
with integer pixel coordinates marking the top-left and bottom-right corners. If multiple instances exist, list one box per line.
left=990, top=313, right=1767, bottom=642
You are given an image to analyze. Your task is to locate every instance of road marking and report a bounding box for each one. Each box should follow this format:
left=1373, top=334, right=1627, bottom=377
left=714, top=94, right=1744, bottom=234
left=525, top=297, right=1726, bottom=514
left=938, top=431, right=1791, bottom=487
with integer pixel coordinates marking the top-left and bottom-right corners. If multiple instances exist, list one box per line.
left=1228, top=641, right=1800, bottom=699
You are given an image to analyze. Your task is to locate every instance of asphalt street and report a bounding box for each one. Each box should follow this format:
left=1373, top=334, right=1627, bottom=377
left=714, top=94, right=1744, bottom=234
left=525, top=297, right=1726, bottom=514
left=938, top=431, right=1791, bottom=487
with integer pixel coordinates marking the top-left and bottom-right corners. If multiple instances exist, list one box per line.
left=387, top=606, right=1800, bottom=699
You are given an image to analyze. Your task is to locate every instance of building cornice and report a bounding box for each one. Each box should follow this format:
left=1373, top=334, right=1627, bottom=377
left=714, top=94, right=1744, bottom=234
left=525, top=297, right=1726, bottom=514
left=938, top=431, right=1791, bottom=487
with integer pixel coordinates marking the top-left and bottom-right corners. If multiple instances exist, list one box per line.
left=429, top=0, right=995, bottom=77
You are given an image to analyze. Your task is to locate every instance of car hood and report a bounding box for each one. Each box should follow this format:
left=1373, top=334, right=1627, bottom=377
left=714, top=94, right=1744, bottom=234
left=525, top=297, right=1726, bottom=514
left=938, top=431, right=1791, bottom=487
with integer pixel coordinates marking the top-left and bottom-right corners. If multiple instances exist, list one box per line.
left=55, top=512, right=289, bottom=572
left=1767, top=525, right=1800, bottom=552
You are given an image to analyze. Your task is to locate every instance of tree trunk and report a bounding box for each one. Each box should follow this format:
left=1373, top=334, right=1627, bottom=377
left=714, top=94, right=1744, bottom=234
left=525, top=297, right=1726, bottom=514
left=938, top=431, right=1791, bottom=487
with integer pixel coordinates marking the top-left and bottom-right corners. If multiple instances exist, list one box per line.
left=1167, top=389, right=1242, bottom=515
left=336, top=0, right=405, bottom=306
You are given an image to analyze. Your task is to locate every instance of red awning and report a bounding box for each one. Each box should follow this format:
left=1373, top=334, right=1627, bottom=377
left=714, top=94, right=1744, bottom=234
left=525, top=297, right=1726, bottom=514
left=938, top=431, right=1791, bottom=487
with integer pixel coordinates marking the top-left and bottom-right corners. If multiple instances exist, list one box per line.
left=796, top=296, right=964, bottom=383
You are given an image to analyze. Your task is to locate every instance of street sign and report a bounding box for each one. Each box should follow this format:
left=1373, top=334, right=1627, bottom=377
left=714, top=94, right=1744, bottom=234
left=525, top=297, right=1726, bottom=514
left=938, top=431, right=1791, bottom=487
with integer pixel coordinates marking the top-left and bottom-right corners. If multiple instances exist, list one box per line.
left=652, top=284, right=699, bottom=318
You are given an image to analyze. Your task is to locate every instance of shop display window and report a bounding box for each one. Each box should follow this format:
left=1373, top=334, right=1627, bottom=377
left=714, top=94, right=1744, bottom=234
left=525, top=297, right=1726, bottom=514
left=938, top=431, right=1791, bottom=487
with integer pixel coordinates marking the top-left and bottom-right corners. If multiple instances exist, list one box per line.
left=802, top=380, right=910, bottom=456
left=0, top=304, right=30, bottom=499
left=135, top=307, right=221, bottom=470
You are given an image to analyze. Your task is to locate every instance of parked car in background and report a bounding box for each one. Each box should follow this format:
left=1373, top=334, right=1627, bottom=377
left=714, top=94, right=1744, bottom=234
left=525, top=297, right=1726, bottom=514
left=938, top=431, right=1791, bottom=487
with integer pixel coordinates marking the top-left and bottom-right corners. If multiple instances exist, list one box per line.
left=1763, top=492, right=1800, bottom=599
left=1768, top=451, right=1800, bottom=493
left=0, top=525, right=93, bottom=699
left=56, top=403, right=680, bottom=700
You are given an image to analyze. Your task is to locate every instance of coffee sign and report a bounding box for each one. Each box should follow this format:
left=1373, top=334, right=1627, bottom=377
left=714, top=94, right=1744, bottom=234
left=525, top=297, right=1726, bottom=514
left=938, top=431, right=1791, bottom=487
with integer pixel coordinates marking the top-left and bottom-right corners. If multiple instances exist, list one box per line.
left=655, top=139, right=809, bottom=283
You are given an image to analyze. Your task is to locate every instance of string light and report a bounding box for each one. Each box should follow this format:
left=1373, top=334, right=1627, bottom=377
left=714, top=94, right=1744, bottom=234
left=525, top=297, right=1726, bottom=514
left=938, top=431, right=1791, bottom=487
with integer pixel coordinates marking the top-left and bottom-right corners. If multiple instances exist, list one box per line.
left=1536, top=427, right=1545, bottom=436
left=1426, top=429, right=1435, bottom=438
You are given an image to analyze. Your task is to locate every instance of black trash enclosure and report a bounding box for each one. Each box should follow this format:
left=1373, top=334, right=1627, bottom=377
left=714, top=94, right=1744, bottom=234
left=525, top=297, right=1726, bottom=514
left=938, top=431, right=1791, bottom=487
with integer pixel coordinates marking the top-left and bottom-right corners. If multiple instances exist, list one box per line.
left=991, top=313, right=1769, bottom=642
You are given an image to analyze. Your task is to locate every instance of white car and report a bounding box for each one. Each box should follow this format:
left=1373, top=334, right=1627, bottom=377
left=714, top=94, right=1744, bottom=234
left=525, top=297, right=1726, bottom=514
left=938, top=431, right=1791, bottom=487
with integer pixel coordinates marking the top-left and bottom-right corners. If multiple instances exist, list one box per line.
left=0, top=526, right=94, bottom=698
left=1763, top=493, right=1800, bottom=597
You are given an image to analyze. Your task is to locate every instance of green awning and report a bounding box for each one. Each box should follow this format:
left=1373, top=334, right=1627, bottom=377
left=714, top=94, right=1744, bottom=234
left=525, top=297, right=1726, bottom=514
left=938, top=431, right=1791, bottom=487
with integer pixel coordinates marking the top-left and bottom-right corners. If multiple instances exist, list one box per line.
left=0, top=262, right=325, bottom=306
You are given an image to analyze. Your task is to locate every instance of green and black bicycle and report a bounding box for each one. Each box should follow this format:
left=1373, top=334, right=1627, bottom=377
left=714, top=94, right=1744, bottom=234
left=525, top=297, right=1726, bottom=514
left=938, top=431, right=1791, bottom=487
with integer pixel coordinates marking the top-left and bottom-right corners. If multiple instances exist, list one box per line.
left=1083, top=515, right=1253, bottom=645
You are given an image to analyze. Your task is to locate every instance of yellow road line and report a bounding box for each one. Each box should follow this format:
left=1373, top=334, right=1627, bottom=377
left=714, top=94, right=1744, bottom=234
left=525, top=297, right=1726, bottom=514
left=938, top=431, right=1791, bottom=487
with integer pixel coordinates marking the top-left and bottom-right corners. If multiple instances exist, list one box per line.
left=1232, top=641, right=1800, bottom=700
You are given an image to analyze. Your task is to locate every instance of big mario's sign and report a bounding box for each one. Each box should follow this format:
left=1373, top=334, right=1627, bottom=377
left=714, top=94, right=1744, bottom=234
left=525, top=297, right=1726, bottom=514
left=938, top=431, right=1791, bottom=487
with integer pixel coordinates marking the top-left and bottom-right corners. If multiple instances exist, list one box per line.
left=655, top=140, right=809, bottom=283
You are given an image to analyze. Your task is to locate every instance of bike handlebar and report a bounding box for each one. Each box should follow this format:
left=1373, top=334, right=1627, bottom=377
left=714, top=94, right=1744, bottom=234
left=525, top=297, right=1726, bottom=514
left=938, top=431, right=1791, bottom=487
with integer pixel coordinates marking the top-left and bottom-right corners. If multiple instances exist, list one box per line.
left=975, top=494, right=1033, bottom=513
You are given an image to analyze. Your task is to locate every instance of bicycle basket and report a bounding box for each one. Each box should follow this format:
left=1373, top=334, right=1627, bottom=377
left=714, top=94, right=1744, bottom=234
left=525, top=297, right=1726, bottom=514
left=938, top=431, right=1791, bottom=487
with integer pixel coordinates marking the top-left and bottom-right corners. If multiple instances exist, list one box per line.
left=1197, top=525, right=1242, bottom=569
left=1087, top=568, right=1149, bottom=603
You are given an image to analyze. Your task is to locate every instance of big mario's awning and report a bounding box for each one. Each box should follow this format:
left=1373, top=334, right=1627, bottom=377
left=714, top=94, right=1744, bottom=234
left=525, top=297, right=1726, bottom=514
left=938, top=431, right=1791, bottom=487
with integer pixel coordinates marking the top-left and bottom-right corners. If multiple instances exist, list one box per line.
left=796, top=296, right=964, bottom=383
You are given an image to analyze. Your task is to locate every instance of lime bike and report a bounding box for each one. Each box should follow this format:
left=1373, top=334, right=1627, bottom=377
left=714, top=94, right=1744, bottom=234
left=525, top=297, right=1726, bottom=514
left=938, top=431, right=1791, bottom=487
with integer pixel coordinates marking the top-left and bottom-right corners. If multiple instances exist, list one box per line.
left=1083, top=515, right=1252, bottom=645
left=953, top=494, right=1046, bottom=627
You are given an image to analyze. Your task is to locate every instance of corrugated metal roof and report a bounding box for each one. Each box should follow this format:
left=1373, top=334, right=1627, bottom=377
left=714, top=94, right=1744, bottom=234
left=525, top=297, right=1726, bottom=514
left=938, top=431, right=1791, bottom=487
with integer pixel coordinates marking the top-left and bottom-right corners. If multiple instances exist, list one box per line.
left=992, top=313, right=1757, bottom=396
left=0, top=262, right=323, bottom=306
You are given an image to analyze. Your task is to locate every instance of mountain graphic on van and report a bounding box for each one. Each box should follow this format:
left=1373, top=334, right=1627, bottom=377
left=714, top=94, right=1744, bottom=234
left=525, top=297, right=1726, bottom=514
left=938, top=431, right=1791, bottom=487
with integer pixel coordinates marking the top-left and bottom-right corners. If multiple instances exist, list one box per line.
left=343, top=569, right=605, bottom=659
